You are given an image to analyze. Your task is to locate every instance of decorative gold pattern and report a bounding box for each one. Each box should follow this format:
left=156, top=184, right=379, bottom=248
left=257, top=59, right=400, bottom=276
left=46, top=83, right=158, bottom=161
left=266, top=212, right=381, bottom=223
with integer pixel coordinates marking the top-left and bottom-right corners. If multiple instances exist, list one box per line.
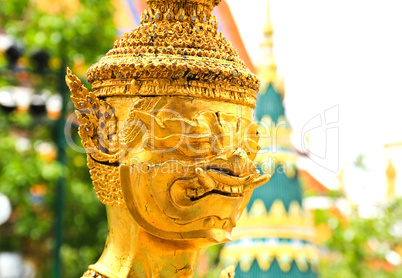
left=87, top=156, right=124, bottom=208
left=220, top=199, right=319, bottom=273
left=221, top=242, right=319, bottom=273
left=85, top=0, right=259, bottom=107
left=67, top=68, right=119, bottom=163
left=249, top=115, right=297, bottom=178
left=233, top=200, right=316, bottom=241
left=67, top=68, right=125, bottom=207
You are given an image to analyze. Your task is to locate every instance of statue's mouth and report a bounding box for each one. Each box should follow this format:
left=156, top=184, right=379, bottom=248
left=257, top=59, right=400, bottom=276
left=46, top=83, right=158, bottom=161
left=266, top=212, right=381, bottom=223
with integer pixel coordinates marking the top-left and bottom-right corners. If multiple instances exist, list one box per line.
left=168, top=156, right=271, bottom=214
left=164, top=159, right=271, bottom=228
left=186, top=166, right=264, bottom=201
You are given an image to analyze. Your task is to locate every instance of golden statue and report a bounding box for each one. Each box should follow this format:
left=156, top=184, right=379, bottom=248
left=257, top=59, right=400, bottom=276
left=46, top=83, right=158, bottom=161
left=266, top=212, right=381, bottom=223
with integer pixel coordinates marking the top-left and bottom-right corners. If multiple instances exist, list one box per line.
left=66, top=0, right=270, bottom=277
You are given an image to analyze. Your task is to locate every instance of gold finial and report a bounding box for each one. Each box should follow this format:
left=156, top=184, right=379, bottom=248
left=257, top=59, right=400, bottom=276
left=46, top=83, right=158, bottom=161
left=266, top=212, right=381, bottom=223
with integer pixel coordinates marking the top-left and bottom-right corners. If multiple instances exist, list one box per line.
left=386, top=159, right=396, bottom=199
left=258, top=1, right=283, bottom=95
left=262, top=1, right=274, bottom=46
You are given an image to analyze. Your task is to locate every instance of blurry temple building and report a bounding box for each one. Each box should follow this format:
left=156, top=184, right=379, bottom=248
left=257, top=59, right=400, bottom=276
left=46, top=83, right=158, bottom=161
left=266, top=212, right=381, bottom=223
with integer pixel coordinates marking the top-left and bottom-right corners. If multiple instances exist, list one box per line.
left=219, top=2, right=320, bottom=277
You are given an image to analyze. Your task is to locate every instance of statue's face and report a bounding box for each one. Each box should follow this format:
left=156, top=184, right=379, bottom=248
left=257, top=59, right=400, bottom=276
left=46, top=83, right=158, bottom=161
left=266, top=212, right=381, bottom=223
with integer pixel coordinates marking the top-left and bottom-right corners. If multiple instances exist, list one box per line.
left=119, top=97, right=269, bottom=244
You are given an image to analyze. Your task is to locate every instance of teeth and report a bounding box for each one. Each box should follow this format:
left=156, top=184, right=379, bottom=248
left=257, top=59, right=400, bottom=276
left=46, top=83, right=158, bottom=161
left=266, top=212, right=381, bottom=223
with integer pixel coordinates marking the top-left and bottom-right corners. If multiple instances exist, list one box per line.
left=197, top=187, right=205, bottom=196
left=186, top=188, right=192, bottom=197
left=190, top=167, right=259, bottom=200
left=186, top=187, right=204, bottom=198
left=208, top=183, right=245, bottom=194
left=207, top=170, right=255, bottom=186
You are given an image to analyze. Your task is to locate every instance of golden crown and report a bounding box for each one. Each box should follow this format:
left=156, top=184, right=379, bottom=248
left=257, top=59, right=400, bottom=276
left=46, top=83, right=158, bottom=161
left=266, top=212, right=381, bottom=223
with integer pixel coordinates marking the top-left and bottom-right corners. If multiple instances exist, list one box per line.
left=86, top=0, right=260, bottom=107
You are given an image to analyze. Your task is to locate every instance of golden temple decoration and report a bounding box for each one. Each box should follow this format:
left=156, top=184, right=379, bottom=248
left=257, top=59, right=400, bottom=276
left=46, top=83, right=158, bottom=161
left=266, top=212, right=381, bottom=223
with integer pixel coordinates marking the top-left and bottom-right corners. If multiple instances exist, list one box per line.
left=386, top=159, right=396, bottom=199
left=221, top=241, right=318, bottom=273
left=232, top=199, right=316, bottom=241
left=220, top=199, right=319, bottom=273
left=66, top=0, right=270, bottom=277
left=254, top=115, right=296, bottom=176
left=219, top=2, right=319, bottom=276
left=257, top=1, right=284, bottom=96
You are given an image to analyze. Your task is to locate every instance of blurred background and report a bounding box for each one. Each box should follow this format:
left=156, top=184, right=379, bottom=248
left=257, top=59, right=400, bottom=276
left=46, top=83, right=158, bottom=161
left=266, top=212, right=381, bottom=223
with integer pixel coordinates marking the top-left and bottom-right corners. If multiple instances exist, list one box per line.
left=0, top=0, right=401, bottom=277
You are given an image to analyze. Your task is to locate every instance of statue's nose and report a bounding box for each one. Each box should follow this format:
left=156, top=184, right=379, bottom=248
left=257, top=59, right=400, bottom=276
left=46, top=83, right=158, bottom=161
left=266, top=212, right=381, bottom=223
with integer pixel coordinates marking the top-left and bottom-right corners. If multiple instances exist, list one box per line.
left=230, top=148, right=248, bottom=160
left=228, top=148, right=256, bottom=176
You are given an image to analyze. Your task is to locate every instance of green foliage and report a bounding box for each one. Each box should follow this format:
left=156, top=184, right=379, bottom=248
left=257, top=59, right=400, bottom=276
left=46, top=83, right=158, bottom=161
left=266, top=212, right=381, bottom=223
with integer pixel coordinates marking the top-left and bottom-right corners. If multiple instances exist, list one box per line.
left=0, top=0, right=116, bottom=67
left=0, top=111, right=108, bottom=277
left=194, top=244, right=224, bottom=278
left=317, top=198, right=402, bottom=278
left=61, top=141, right=108, bottom=277
left=0, top=0, right=117, bottom=276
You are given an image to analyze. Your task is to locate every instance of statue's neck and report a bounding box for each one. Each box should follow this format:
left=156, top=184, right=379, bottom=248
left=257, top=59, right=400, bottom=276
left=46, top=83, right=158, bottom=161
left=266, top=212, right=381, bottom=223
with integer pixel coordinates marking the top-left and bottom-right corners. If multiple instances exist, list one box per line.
left=89, top=206, right=200, bottom=278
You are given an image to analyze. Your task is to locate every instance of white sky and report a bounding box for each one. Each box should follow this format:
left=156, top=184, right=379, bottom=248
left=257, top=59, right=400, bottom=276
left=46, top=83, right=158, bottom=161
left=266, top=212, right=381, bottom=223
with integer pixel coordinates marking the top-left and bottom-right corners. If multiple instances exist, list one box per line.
left=228, top=0, right=402, bottom=205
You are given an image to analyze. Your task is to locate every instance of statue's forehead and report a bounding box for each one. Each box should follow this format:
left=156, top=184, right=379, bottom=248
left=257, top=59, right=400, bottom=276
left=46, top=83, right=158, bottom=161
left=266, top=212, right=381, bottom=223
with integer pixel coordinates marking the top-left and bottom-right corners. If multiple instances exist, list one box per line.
left=157, top=97, right=254, bottom=121
left=106, top=96, right=254, bottom=139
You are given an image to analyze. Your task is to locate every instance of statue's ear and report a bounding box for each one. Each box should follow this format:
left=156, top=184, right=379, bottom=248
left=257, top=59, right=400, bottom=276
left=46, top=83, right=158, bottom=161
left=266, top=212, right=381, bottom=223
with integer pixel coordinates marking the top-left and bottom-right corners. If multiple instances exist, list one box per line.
left=66, top=68, right=119, bottom=163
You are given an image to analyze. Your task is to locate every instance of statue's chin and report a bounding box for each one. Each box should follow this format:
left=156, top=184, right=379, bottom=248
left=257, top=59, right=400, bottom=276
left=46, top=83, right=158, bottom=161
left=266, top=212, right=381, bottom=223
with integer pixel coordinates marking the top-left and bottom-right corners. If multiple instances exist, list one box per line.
left=130, top=201, right=236, bottom=245
left=138, top=216, right=234, bottom=246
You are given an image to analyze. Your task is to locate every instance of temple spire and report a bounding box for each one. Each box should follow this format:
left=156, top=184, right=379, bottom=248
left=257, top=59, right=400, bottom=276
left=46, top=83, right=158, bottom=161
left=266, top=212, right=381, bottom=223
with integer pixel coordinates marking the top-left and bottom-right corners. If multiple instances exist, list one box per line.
left=219, top=2, right=319, bottom=275
left=261, top=1, right=274, bottom=61
left=386, top=159, right=396, bottom=199
left=258, top=1, right=283, bottom=95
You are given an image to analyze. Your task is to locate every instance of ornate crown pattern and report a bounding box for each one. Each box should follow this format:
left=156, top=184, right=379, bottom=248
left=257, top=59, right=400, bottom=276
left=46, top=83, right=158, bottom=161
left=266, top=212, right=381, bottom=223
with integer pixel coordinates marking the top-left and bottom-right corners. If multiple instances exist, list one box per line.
left=85, top=0, right=260, bottom=107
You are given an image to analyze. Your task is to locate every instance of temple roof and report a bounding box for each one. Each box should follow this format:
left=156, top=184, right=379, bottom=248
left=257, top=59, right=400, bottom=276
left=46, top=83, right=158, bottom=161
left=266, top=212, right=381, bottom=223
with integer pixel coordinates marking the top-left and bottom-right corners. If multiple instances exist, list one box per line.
left=255, top=84, right=285, bottom=124
left=220, top=2, right=319, bottom=276
left=247, top=165, right=302, bottom=213
left=235, top=259, right=317, bottom=277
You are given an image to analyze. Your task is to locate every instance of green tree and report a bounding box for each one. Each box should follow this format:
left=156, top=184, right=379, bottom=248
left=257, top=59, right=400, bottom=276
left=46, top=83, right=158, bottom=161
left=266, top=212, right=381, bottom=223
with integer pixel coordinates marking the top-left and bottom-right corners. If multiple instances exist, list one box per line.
left=316, top=198, right=402, bottom=278
left=0, top=0, right=116, bottom=69
left=0, top=0, right=117, bottom=276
